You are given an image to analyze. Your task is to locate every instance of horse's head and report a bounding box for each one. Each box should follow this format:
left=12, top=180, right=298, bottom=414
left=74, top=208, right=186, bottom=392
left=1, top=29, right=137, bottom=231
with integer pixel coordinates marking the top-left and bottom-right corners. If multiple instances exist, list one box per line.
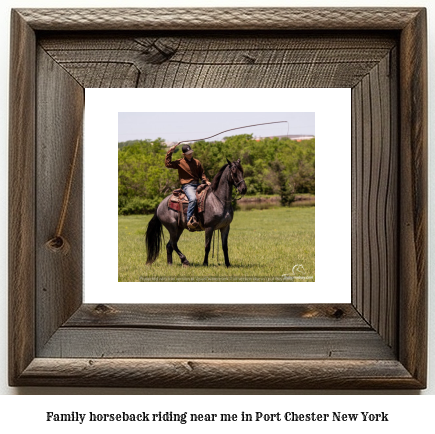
left=226, top=158, right=247, bottom=195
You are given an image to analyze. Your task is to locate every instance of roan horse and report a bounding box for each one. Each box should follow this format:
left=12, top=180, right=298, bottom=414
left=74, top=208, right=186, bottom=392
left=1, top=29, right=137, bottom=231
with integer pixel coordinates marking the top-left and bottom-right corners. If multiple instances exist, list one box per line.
left=145, top=158, right=247, bottom=267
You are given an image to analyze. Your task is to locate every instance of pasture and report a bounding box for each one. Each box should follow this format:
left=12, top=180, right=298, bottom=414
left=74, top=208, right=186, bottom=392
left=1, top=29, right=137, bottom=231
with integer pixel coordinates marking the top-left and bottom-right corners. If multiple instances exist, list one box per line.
left=118, top=206, right=315, bottom=282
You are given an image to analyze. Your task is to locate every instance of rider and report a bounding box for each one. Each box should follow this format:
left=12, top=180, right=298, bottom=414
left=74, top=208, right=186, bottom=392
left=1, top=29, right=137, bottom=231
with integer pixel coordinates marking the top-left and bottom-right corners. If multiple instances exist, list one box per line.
left=165, top=143, right=211, bottom=231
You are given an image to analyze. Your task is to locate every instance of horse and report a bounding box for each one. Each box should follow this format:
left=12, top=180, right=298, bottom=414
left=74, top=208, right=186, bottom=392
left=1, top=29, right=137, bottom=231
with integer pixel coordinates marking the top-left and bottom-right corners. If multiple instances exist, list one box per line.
left=145, top=158, right=247, bottom=267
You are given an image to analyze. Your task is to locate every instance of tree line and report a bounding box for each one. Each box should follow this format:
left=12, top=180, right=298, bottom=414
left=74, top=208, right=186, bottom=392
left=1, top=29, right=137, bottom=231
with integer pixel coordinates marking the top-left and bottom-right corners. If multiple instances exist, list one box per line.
left=118, top=134, right=315, bottom=215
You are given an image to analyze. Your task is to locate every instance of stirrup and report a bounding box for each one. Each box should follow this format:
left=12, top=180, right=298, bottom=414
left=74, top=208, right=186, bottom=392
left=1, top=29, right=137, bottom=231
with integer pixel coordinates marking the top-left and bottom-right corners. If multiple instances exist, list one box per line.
left=187, top=216, right=200, bottom=231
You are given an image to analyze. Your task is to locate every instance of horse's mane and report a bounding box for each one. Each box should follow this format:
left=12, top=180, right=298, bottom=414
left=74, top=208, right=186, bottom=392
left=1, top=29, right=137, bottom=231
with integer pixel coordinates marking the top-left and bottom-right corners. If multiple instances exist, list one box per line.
left=210, top=163, right=229, bottom=191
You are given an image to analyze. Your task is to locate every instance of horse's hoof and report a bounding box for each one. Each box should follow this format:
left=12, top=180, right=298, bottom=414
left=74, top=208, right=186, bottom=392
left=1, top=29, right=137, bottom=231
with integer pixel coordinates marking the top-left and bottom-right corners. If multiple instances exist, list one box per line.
left=182, top=261, right=190, bottom=267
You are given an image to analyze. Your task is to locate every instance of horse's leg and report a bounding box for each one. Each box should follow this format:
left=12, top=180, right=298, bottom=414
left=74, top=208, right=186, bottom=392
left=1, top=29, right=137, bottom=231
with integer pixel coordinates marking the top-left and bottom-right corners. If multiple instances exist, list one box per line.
left=162, top=221, right=176, bottom=265
left=220, top=225, right=231, bottom=268
left=166, top=240, right=174, bottom=265
left=203, top=227, right=214, bottom=266
left=170, top=227, right=190, bottom=267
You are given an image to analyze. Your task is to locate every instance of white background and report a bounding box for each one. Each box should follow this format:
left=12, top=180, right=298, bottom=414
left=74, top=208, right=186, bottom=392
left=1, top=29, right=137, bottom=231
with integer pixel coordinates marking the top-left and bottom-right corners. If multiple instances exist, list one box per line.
left=0, top=0, right=434, bottom=425
left=85, top=88, right=351, bottom=304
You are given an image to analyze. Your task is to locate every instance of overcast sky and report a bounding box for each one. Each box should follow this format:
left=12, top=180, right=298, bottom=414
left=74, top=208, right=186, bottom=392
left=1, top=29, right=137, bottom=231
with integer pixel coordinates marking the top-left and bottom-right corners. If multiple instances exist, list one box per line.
left=118, top=112, right=314, bottom=143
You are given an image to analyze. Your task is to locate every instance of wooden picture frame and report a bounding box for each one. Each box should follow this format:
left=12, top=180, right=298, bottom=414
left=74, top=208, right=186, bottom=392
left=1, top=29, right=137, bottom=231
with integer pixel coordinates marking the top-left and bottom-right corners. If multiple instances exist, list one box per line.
left=9, top=8, right=427, bottom=389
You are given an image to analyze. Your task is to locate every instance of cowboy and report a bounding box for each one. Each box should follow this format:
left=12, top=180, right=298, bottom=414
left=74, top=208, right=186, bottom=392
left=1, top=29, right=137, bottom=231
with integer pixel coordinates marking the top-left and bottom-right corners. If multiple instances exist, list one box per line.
left=165, top=143, right=211, bottom=231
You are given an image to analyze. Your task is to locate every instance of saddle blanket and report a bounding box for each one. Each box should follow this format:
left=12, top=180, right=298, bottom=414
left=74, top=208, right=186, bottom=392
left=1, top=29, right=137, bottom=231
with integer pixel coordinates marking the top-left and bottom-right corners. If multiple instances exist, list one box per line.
left=168, top=185, right=209, bottom=214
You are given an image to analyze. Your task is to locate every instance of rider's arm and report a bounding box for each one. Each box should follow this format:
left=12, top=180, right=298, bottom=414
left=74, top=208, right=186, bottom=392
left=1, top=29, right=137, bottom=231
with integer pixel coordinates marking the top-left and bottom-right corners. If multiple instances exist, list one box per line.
left=165, top=148, right=179, bottom=169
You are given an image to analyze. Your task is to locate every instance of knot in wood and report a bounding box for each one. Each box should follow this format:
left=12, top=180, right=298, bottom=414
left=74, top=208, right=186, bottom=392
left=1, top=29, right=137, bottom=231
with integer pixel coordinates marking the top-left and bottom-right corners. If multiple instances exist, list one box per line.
left=332, top=308, right=345, bottom=319
left=140, top=38, right=177, bottom=64
left=94, top=304, right=116, bottom=315
left=45, top=236, right=70, bottom=255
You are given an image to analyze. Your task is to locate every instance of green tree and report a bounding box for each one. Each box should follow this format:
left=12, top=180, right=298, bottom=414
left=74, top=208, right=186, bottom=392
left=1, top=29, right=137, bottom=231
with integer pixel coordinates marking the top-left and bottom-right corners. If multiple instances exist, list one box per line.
left=118, top=135, right=315, bottom=214
left=118, top=139, right=178, bottom=214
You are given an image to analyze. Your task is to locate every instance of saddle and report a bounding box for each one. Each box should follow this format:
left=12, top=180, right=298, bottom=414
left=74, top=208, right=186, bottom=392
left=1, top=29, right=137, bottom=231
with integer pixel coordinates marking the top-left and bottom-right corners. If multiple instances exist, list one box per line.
left=168, top=184, right=209, bottom=216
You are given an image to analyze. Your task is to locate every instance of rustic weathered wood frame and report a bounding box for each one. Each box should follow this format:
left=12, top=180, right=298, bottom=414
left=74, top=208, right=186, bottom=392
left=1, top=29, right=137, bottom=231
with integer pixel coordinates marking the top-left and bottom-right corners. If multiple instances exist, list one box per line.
left=9, top=8, right=427, bottom=388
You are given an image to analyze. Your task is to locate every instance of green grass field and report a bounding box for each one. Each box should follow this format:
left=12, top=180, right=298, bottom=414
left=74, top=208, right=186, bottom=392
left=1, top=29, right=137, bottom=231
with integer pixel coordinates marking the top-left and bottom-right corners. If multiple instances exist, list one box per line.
left=119, top=206, right=315, bottom=282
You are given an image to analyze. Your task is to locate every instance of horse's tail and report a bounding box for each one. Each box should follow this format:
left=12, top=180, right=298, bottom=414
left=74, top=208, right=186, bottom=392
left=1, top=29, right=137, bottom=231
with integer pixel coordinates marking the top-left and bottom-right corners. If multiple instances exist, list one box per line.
left=145, top=210, right=163, bottom=265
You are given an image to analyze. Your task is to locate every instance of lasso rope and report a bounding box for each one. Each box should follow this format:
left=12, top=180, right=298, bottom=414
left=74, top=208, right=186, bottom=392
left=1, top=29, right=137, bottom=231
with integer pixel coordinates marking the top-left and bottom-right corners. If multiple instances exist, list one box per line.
left=176, top=120, right=289, bottom=147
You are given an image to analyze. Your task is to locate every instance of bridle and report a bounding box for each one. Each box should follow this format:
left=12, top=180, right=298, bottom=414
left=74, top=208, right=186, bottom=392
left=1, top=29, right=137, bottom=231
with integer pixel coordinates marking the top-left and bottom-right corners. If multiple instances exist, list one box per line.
left=232, top=177, right=244, bottom=188
left=228, top=163, right=246, bottom=201
left=212, top=162, right=246, bottom=206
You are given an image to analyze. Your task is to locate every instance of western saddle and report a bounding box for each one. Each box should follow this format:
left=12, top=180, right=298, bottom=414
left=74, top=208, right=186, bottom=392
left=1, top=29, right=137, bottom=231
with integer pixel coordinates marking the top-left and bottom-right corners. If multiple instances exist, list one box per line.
left=168, top=184, right=209, bottom=230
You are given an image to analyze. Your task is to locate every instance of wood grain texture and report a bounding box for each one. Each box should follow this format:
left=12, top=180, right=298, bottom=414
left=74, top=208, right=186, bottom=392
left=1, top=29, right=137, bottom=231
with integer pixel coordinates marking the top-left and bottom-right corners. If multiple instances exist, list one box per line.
left=398, top=8, right=428, bottom=386
left=8, top=10, right=36, bottom=386
left=17, top=358, right=420, bottom=389
left=8, top=8, right=427, bottom=389
left=65, top=304, right=369, bottom=329
left=351, top=51, right=398, bottom=351
left=38, top=33, right=396, bottom=88
left=16, top=8, right=422, bottom=31
left=35, top=48, right=84, bottom=353
left=39, top=328, right=395, bottom=360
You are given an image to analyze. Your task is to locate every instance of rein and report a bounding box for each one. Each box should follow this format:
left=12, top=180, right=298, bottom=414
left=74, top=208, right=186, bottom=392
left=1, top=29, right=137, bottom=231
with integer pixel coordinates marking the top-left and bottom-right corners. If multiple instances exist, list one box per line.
left=212, top=229, right=219, bottom=263
left=232, top=179, right=245, bottom=201
left=210, top=165, right=244, bottom=264
left=230, top=169, right=246, bottom=201
left=212, top=166, right=246, bottom=206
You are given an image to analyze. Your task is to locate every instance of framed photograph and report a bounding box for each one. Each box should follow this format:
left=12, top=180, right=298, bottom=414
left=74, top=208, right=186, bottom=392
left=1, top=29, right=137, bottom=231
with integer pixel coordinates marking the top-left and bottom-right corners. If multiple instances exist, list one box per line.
left=9, top=8, right=427, bottom=388
left=115, top=106, right=319, bottom=288
left=86, top=88, right=349, bottom=304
